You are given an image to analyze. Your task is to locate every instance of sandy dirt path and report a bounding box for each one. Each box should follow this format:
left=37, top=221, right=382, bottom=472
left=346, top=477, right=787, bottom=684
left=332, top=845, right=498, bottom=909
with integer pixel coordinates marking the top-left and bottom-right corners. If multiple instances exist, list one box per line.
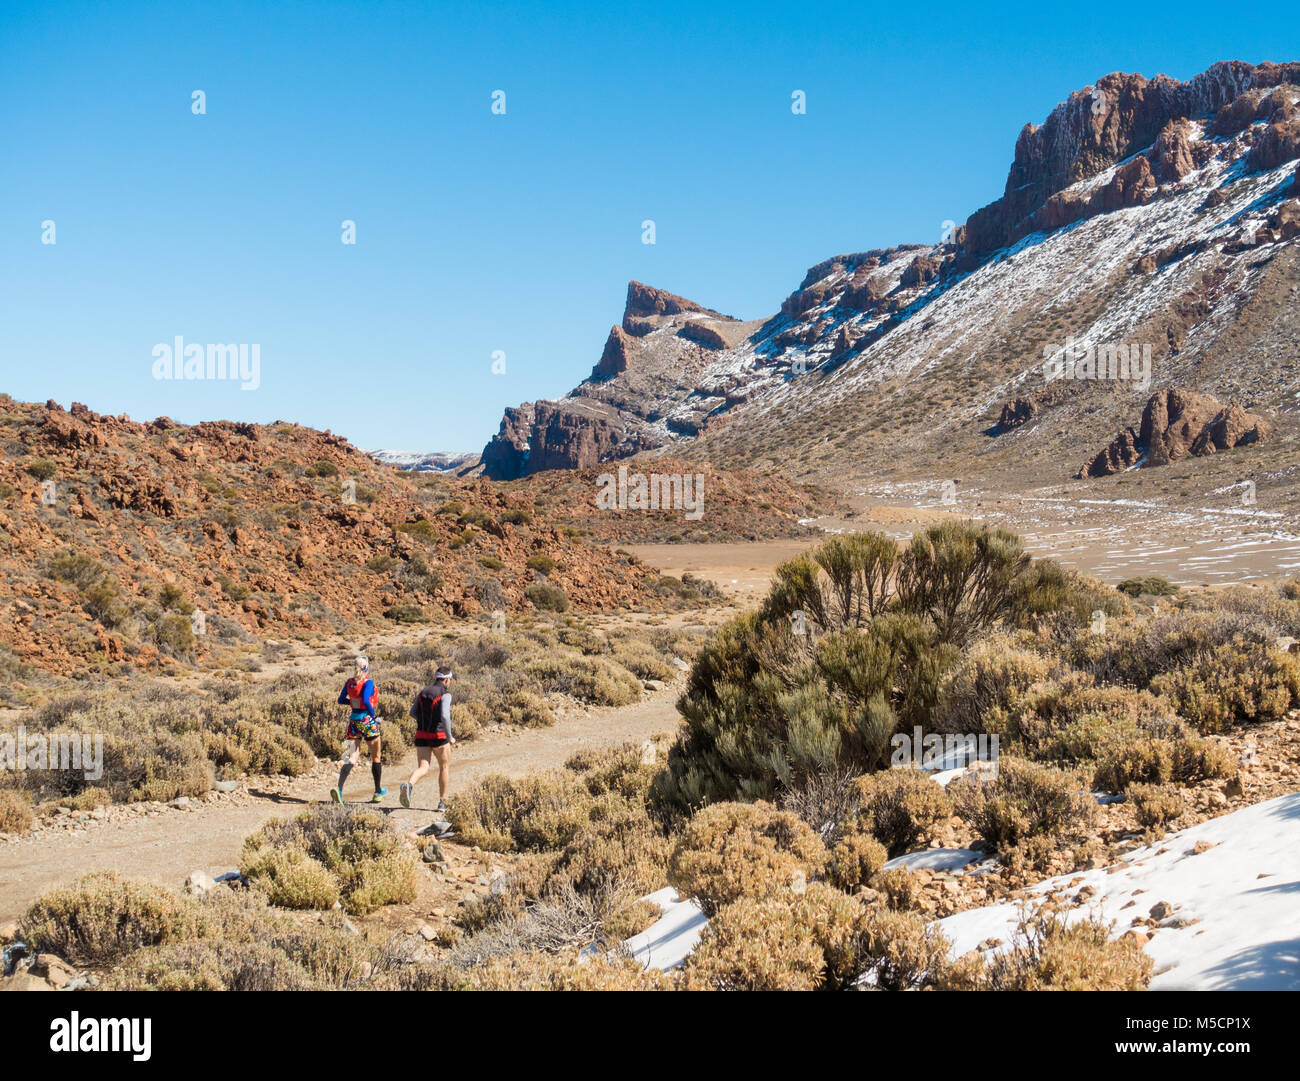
left=0, top=684, right=682, bottom=925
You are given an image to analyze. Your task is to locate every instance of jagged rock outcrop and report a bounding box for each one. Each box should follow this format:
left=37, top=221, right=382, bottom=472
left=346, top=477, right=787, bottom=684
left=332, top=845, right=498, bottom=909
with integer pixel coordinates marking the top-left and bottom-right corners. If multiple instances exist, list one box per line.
left=1080, top=389, right=1272, bottom=476
left=481, top=281, right=736, bottom=478
left=962, top=62, right=1300, bottom=262
left=593, top=325, right=637, bottom=379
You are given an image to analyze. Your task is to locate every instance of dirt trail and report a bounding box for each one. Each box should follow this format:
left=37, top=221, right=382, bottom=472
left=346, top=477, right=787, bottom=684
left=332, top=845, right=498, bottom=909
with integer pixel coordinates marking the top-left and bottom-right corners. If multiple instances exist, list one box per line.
left=0, top=685, right=682, bottom=925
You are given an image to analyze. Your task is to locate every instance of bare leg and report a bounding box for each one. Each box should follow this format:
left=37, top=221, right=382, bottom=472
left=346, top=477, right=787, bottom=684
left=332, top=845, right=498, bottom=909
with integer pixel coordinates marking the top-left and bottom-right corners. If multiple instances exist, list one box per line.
left=408, top=746, right=432, bottom=787
left=433, top=745, right=451, bottom=801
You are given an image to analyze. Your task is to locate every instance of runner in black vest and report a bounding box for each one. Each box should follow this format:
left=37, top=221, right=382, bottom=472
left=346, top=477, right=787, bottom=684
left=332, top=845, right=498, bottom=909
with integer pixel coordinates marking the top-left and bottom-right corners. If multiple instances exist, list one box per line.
left=400, top=668, right=456, bottom=811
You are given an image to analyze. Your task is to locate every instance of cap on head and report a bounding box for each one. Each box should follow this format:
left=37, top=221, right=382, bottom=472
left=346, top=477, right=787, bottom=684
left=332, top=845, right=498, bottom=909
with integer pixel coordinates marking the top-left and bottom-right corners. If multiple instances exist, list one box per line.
left=354, top=656, right=369, bottom=676
left=435, top=669, right=454, bottom=681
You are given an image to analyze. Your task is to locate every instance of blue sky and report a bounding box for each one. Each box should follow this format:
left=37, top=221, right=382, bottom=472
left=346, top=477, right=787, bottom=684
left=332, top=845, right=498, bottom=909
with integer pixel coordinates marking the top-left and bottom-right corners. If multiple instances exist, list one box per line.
left=1, top=1, right=1295, bottom=452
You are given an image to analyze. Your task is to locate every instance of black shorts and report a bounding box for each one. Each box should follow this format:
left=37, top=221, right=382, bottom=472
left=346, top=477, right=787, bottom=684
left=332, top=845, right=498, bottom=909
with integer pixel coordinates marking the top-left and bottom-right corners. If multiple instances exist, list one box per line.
left=414, top=734, right=449, bottom=748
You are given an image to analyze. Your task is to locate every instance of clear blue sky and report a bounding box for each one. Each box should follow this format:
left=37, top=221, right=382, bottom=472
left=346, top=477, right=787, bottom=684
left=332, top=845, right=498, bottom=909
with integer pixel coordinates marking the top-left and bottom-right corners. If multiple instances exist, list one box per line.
left=2, top=1, right=1294, bottom=452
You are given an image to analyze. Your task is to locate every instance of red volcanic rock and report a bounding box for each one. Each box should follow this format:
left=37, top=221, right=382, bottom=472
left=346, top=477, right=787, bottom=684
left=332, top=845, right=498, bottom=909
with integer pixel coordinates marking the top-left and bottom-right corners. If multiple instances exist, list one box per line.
left=678, top=319, right=728, bottom=349
left=962, top=61, right=1300, bottom=261
left=900, top=255, right=942, bottom=288
left=1191, top=404, right=1273, bottom=455
left=1080, top=426, right=1141, bottom=477
left=594, top=325, right=637, bottom=379
left=1151, top=119, right=1197, bottom=181
left=1080, top=388, right=1272, bottom=476
left=1099, top=155, right=1159, bottom=212
left=1246, top=116, right=1300, bottom=172
left=623, top=280, right=710, bottom=321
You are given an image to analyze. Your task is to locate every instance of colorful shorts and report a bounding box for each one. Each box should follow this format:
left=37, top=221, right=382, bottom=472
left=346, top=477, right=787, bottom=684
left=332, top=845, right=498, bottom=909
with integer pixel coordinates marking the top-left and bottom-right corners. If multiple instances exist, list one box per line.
left=346, top=714, right=381, bottom=742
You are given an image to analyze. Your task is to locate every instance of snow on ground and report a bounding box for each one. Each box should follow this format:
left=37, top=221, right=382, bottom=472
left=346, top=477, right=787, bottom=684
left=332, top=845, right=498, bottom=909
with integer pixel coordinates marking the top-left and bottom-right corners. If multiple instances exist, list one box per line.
left=883, top=848, right=986, bottom=872
left=625, top=795, right=1300, bottom=986
left=936, top=792, right=1300, bottom=990
left=623, top=886, right=706, bottom=971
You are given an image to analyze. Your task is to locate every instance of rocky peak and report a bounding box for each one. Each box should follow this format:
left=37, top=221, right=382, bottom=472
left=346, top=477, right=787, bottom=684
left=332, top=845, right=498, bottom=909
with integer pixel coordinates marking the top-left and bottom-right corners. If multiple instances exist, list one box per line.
left=963, top=61, right=1300, bottom=260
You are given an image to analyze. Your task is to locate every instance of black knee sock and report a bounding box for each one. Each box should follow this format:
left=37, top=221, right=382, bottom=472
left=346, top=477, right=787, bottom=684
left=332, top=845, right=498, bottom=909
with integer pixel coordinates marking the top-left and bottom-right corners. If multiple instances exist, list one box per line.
left=372, top=762, right=382, bottom=791
left=338, top=761, right=354, bottom=789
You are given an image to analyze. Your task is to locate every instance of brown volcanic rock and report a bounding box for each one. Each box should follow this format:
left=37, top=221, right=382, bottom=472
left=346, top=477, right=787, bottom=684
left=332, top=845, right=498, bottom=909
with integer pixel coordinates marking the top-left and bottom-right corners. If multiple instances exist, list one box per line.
left=961, top=62, right=1300, bottom=261
left=995, top=397, right=1039, bottom=432
left=678, top=319, right=728, bottom=349
left=594, top=325, right=637, bottom=379
left=1246, top=115, right=1300, bottom=172
left=1080, top=389, right=1272, bottom=476
left=623, top=280, right=713, bottom=322
left=1151, top=119, right=1197, bottom=182
left=900, top=255, right=943, bottom=288
left=1080, top=426, right=1142, bottom=477
left=526, top=400, right=626, bottom=472
left=479, top=402, right=536, bottom=479
left=1140, top=387, right=1225, bottom=466
left=1191, top=404, right=1273, bottom=455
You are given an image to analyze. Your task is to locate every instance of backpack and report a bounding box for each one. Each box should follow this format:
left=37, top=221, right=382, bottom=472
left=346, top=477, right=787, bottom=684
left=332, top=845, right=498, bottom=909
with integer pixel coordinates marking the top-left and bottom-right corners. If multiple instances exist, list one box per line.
left=415, top=687, right=446, bottom=738
left=345, top=677, right=373, bottom=711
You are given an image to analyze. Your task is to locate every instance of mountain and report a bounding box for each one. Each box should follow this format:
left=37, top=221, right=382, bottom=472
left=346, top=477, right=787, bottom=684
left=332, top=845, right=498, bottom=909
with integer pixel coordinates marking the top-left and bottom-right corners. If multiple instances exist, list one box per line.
left=369, top=450, right=480, bottom=475
left=478, top=61, right=1300, bottom=509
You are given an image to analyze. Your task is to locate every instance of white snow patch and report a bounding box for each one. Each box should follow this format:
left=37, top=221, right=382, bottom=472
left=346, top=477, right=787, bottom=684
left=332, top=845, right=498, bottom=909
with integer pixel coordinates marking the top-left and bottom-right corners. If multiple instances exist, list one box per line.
left=935, top=792, right=1300, bottom=990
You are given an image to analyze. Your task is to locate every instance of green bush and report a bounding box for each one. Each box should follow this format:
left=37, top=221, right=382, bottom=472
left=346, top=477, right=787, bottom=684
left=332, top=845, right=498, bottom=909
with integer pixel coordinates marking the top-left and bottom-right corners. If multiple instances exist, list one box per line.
left=525, top=582, right=569, bottom=612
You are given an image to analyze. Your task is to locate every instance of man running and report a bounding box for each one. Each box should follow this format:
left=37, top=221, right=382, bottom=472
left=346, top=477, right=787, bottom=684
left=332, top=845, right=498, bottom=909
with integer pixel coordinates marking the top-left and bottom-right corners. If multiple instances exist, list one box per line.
left=400, top=668, right=456, bottom=812
left=330, top=656, right=387, bottom=804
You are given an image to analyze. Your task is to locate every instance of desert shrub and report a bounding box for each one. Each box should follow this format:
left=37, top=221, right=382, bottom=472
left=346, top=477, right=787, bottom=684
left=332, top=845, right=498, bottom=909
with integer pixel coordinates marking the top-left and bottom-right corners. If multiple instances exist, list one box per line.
left=552, top=796, right=671, bottom=898
left=384, top=604, right=429, bottom=624
left=0, top=789, right=34, bottom=833
left=490, top=687, right=553, bottom=727
left=681, top=894, right=828, bottom=990
left=1077, top=610, right=1273, bottom=689
left=1118, top=576, right=1179, bottom=598
left=523, top=654, right=640, bottom=706
left=525, top=582, right=569, bottom=612
left=949, top=757, right=1091, bottom=851
left=977, top=908, right=1152, bottom=990
left=876, top=866, right=922, bottom=910
left=780, top=765, right=864, bottom=844
left=854, top=769, right=953, bottom=856
left=856, top=907, right=953, bottom=990
left=22, top=872, right=198, bottom=966
left=667, top=801, right=827, bottom=916
left=931, top=635, right=1053, bottom=736
left=1092, top=733, right=1235, bottom=792
left=610, top=637, right=675, bottom=681
left=241, top=807, right=418, bottom=916
left=826, top=823, right=889, bottom=891
left=365, top=553, right=398, bottom=573
left=894, top=521, right=1032, bottom=646
left=305, top=460, right=339, bottom=477
left=1128, top=783, right=1186, bottom=829
left=655, top=607, right=953, bottom=812
left=526, top=553, right=557, bottom=575
left=241, top=847, right=340, bottom=909
left=26, top=457, right=58, bottom=481
left=204, top=717, right=316, bottom=778
left=434, top=949, right=670, bottom=990
left=447, top=770, right=591, bottom=853
left=153, top=613, right=197, bottom=657
left=396, top=518, right=437, bottom=540
left=1149, top=641, right=1300, bottom=733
